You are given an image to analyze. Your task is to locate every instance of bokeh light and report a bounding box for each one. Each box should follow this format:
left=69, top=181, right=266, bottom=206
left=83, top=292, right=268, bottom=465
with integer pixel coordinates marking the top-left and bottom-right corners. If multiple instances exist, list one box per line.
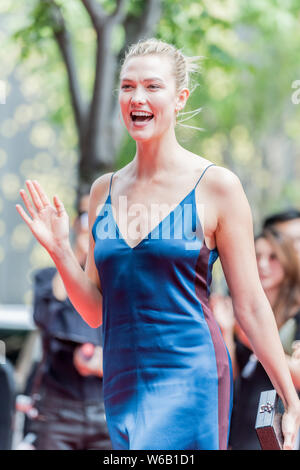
left=0, top=245, right=4, bottom=263
left=0, top=220, right=5, bottom=237
left=1, top=173, right=21, bottom=200
left=0, top=149, right=7, bottom=167
left=30, top=121, right=56, bottom=148
left=11, top=224, right=32, bottom=251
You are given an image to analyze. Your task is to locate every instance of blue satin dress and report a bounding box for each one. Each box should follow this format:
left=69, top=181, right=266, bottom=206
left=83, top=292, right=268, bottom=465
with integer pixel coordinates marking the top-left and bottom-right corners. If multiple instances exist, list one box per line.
left=92, top=164, right=233, bottom=450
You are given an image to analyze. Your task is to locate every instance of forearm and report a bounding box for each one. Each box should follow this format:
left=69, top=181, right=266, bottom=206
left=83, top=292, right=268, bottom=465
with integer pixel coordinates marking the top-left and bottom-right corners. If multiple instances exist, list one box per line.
left=49, top=242, right=102, bottom=328
left=234, top=294, right=300, bottom=411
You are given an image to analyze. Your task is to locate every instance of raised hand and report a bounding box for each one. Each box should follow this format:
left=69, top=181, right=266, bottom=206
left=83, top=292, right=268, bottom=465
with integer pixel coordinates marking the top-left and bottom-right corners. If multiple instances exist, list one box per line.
left=16, top=180, right=70, bottom=255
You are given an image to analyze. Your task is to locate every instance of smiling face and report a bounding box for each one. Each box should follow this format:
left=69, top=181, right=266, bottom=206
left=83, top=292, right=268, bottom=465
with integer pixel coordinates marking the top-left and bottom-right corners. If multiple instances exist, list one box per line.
left=119, top=54, right=188, bottom=142
left=255, top=237, right=285, bottom=292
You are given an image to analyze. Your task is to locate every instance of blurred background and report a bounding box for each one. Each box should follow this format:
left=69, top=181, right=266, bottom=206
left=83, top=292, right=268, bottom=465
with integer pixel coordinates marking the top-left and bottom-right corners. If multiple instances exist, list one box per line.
left=0, top=0, right=300, bottom=448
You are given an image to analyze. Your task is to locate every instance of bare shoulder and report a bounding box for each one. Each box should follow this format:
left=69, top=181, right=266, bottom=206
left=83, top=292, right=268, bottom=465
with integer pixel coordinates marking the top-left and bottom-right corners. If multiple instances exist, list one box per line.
left=89, top=172, right=114, bottom=213
left=208, top=167, right=254, bottom=234
left=198, top=164, right=251, bottom=226
left=90, top=172, right=114, bottom=199
left=203, top=165, right=244, bottom=197
left=186, top=152, right=242, bottom=196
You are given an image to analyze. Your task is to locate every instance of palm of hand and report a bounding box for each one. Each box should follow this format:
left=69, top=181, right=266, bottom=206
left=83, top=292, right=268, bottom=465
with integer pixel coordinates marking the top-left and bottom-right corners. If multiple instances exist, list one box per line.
left=16, top=180, right=70, bottom=253
left=31, top=204, right=69, bottom=250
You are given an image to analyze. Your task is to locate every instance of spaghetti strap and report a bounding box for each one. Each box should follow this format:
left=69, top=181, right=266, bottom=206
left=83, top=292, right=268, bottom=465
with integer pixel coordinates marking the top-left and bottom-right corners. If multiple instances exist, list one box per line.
left=194, top=163, right=216, bottom=189
left=108, top=172, right=115, bottom=197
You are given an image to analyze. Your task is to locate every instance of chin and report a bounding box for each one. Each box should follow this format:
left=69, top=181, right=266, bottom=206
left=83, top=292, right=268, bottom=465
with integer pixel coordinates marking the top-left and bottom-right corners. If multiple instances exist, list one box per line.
left=126, top=120, right=172, bottom=142
left=128, top=129, right=156, bottom=142
left=135, top=135, right=158, bottom=143
left=261, top=279, right=280, bottom=292
left=259, top=278, right=271, bottom=290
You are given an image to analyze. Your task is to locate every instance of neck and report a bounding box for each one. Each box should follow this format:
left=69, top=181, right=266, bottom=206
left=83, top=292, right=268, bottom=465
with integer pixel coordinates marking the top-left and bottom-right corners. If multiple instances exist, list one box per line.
left=132, top=128, right=184, bottom=179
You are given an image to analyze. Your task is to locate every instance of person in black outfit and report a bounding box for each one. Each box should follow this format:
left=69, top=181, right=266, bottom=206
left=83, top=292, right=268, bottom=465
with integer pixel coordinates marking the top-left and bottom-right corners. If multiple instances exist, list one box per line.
left=0, top=359, right=16, bottom=450
left=212, top=226, right=300, bottom=450
left=24, top=193, right=112, bottom=450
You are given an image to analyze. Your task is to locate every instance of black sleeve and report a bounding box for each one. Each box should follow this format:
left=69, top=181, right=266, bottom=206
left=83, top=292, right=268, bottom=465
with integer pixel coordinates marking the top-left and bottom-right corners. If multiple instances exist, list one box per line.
left=31, top=267, right=56, bottom=329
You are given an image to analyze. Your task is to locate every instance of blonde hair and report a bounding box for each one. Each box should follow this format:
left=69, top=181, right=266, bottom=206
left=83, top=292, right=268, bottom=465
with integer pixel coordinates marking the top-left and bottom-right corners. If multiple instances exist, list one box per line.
left=121, top=38, right=201, bottom=94
left=120, top=38, right=203, bottom=130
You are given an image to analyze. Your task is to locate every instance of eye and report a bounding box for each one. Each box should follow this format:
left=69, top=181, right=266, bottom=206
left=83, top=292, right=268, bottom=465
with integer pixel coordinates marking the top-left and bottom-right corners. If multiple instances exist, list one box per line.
left=121, top=84, right=133, bottom=90
left=148, top=84, right=160, bottom=90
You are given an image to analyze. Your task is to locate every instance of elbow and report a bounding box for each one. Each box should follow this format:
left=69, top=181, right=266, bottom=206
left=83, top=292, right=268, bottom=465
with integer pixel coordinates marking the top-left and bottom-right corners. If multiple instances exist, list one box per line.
left=91, top=320, right=102, bottom=329
left=85, top=302, right=102, bottom=328
left=88, top=313, right=102, bottom=329
left=232, top=289, right=271, bottom=324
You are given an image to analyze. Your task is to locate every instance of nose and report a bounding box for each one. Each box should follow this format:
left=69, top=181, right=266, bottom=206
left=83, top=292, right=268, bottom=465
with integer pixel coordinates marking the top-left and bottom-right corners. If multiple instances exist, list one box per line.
left=131, top=86, right=146, bottom=105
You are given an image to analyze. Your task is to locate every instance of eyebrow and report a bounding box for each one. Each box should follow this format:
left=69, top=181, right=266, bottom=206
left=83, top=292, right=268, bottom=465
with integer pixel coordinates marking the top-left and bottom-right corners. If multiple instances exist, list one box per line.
left=120, top=77, right=164, bottom=83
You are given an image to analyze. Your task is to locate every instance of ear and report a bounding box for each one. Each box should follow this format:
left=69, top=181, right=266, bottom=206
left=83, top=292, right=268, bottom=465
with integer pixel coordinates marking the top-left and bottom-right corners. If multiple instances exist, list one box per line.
left=175, top=88, right=190, bottom=112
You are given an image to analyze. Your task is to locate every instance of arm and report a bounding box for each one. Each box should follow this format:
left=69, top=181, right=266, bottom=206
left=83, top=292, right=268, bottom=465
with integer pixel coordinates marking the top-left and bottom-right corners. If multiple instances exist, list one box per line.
left=210, top=293, right=239, bottom=379
left=16, top=175, right=111, bottom=328
left=49, top=240, right=102, bottom=328
left=49, top=178, right=103, bottom=328
left=212, top=167, right=300, bottom=450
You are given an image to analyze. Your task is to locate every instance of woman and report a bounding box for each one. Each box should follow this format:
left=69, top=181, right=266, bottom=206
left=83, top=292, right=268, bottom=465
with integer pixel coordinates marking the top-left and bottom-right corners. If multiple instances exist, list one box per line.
left=16, top=38, right=300, bottom=450
left=213, top=227, right=300, bottom=449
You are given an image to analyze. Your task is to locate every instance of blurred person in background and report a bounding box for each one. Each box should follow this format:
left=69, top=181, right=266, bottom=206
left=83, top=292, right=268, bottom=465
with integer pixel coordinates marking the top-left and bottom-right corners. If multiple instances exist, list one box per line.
left=263, top=209, right=300, bottom=366
left=0, top=358, right=16, bottom=450
left=20, top=192, right=111, bottom=450
left=263, top=208, right=300, bottom=259
left=211, top=226, right=300, bottom=450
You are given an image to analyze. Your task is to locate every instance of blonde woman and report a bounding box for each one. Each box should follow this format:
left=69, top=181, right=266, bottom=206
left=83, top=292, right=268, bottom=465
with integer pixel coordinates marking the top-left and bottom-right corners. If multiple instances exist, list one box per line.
left=16, top=39, right=300, bottom=450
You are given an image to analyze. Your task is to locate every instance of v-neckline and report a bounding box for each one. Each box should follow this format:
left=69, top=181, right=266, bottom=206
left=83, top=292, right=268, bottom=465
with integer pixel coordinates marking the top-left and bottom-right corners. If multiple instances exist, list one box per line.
left=107, top=187, right=196, bottom=250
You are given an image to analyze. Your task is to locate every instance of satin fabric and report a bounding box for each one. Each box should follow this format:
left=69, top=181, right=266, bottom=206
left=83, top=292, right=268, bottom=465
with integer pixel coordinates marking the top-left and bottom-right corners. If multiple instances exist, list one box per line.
left=92, top=164, right=233, bottom=450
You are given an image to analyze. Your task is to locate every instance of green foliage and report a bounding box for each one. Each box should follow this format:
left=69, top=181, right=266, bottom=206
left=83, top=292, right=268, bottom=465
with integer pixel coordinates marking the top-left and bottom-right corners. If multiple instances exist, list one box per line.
left=13, top=1, right=63, bottom=59
left=9, top=0, right=300, bottom=221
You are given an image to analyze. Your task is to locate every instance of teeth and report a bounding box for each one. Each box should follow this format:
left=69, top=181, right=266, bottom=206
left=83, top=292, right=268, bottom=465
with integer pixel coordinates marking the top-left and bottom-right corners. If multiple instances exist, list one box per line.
left=131, top=112, right=153, bottom=117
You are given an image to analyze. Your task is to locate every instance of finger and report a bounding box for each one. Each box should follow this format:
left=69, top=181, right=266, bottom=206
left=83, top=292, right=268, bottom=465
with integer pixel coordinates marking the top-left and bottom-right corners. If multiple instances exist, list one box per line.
left=291, top=341, right=300, bottom=360
left=16, top=203, right=33, bottom=227
left=19, top=189, right=36, bottom=219
left=53, top=195, right=65, bottom=217
left=292, top=350, right=300, bottom=360
left=292, top=341, right=300, bottom=351
left=32, top=180, right=51, bottom=207
left=25, top=180, right=44, bottom=211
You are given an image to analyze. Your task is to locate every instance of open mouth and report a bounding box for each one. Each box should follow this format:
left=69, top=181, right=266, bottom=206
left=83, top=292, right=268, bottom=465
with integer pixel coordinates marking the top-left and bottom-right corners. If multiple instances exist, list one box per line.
left=130, top=111, right=154, bottom=122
